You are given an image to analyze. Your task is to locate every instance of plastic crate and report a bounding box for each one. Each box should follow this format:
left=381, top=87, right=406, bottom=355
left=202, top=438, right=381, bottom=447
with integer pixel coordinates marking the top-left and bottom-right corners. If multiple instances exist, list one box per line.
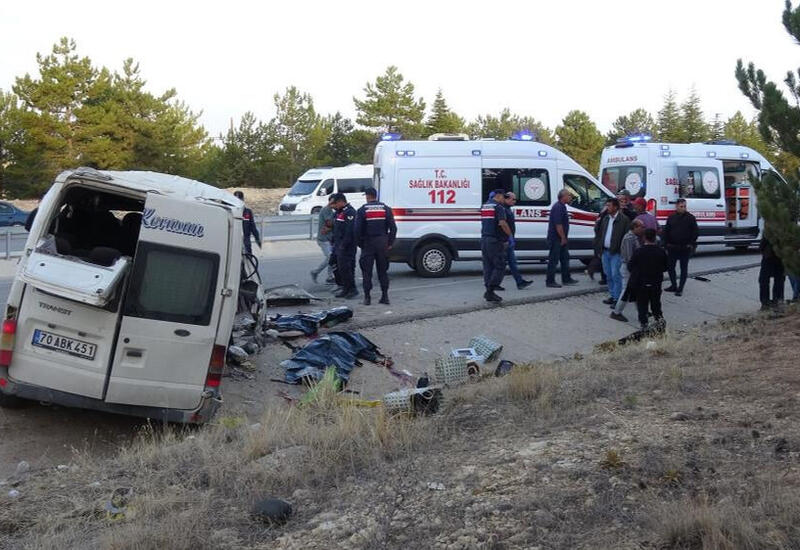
left=469, top=336, right=503, bottom=362
left=383, top=387, right=442, bottom=414
left=432, top=355, right=469, bottom=386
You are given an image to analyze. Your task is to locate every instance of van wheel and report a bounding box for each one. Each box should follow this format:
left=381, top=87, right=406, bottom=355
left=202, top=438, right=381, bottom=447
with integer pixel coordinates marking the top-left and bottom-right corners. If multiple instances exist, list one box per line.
left=311, top=207, right=321, bottom=215
left=406, top=260, right=416, bottom=270
left=0, top=393, right=28, bottom=409
left=414, top=242, right=452, bottom=277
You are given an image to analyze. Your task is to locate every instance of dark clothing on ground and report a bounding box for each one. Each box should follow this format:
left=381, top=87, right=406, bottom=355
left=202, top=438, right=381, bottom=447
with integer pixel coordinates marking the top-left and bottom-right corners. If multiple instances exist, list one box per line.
left=629, top=244, right=669, bottom=327
left=547, top=201, right=569, bottom=242
left=759, top=238, right=785, bottom=305
left=333, top=204, right=358, bottom=292
left=355, top=201, right=397, bottom=296
left=242, top=207, right=261, bottom=255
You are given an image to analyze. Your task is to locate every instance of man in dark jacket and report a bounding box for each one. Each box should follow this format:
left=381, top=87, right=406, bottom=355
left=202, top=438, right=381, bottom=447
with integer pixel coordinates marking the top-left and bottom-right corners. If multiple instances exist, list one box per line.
left=234, top=191, right=262, bottom=255
left=481, top=189, right=513, bottom=302
left=629, top=228, right=669, bottom=329
left=355, top=187, right=397, bottom=305
left=504, top=192, right=533, bottom=290
left=546, top=189, right=578, bottom=288
left=758, top=236, right=785, bottom=310
left=663, top=198, right=698, bottom=296
left=330, top=193, right=358, bottom=299
left=594, top=198, right=631, bottom=306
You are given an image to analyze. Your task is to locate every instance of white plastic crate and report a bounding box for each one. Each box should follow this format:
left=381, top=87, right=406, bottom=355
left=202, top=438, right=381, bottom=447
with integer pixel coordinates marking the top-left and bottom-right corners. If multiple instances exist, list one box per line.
left=432, top=355, right=469, bottom=386
left=469, top=336, right=503, bottom=362
left=383, top=387, right=442, bottom=413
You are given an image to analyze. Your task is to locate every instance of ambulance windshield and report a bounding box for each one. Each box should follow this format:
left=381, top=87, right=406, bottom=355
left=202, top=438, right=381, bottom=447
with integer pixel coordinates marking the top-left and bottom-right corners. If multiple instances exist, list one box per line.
left=288, top=179, right=321, bottom=196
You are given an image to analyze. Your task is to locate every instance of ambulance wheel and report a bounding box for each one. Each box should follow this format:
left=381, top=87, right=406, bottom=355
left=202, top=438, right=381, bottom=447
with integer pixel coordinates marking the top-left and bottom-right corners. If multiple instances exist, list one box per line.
left=311, top=207, right=321, bottom=214
left=0, top=393, right=27, bottom=409
left=414, top=242, right=452, bottom=277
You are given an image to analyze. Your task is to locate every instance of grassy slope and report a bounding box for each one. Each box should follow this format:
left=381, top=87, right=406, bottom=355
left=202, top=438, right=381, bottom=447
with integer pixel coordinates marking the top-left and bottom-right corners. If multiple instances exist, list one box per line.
left=2, top=310, right=799, bottom=550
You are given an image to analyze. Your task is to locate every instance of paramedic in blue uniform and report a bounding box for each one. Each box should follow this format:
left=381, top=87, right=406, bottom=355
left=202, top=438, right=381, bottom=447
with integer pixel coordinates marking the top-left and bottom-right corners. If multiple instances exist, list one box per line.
left=355, top=187, right=397, bottom=306
left=330, top=193, right=359, bottom=299
left=481, top=189, right=513, bottom=303
left=234, top=191, right=262, bottom=255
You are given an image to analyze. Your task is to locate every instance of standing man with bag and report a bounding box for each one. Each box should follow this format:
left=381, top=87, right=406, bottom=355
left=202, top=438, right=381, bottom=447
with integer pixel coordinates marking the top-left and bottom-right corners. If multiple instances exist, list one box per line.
left=481, top=189, right=513, bottom=302
left=355, top=188, right=397, bottom=305
left=330, top=193, right=359, bottom=300
left=663, top=198, right=698, bottom=297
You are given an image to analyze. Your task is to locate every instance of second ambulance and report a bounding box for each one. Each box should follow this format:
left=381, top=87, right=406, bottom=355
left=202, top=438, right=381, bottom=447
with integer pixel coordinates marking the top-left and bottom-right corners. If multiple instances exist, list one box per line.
left=599, top=136, right=780, bottom=249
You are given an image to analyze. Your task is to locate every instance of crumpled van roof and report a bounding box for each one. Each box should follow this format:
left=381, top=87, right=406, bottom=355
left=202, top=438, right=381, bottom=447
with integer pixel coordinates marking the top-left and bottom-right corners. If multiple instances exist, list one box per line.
left=59, top=167, right=242, bottom=208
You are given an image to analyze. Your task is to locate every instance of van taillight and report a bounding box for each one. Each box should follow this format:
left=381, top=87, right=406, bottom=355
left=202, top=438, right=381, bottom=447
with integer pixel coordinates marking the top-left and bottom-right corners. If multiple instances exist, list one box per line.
left=0, top=319, right=17, bottom=367
left=205, top=344, right=226, bottom=388
left=646, top=198, right=657, bottom=216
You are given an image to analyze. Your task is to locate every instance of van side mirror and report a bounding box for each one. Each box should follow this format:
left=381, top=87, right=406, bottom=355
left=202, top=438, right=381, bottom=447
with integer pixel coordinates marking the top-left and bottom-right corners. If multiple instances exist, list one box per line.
left=318, top=188, right=329, bottom=196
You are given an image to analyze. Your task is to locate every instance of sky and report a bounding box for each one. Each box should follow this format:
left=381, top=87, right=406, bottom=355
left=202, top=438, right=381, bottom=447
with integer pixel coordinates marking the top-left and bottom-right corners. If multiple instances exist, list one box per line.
left=1, top=0, right=797, bottom=138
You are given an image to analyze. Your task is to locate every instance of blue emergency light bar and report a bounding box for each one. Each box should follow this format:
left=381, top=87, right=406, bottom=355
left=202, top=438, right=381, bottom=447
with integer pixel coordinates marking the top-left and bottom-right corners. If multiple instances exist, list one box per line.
left=510, top=130, right=537, bottom=142
left=616, top=133, right=652, bottom=144
left=381, top=132, right=402, bottom=141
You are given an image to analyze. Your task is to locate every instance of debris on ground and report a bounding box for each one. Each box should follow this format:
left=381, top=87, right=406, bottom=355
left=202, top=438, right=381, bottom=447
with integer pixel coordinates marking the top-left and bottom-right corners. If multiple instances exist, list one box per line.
left=265, top=284, right=320, bottom=307
left=281, top=331, right=387, bottom=385
left=494, top=360, right=515, bottom=377
left=268, top=307, right=353, bottom=337
left=383, top=386, right=444, bottom=416
left=251, top=498, right=293, bottom=525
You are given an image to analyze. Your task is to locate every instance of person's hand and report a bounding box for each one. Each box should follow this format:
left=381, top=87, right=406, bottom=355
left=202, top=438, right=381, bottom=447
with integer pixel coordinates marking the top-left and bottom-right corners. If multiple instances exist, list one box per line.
left=560, top=237, right=568, bottom=246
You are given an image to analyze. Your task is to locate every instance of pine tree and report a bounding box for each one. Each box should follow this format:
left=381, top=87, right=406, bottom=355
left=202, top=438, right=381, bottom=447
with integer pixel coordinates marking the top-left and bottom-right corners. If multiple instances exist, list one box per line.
left=425, top=89, right=465, bottom=136
left=353, top=66, right=425, bottom=138
left=656, top=89, right=683, bottom=142
left=710, top=113, right=725, bottom=141
left=723, top=112, right=771, bottom=159
left=680, top=86, right=710, bottom=143
left=735, top=0, right=800, bottom=277
left=466, top=108, right=555, bottom=145
left=555, top=110, right=605, bottom=175
left=606, top=108, right=656, bottom=145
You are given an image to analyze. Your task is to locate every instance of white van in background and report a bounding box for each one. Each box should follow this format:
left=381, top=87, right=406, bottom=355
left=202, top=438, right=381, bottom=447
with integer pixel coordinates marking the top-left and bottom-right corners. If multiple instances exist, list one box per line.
left=374, top=136, right=615, bottom=277
left=598, top=137, right=779, bottom=249
left=278, top=164, right=374, bottom=215
left=0, top=168, right=247, bottom=423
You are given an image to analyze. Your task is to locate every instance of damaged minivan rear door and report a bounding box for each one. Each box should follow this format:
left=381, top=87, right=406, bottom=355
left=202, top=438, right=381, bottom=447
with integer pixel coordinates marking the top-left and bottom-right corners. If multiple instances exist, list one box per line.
left=103, top=193, right=231, bottom=410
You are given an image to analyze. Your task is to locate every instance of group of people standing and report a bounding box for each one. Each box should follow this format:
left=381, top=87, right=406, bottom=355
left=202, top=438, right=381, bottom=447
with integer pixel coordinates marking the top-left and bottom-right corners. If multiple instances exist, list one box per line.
left=310, top=188, right=397, bottom=305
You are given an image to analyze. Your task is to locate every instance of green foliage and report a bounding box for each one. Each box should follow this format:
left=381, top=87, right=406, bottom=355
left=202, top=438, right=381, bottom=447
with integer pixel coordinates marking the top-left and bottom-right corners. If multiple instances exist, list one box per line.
left=606, top=107, right=656, bottom=145
left=723, top=112, right=772, bottom=159
left=555, top=110, right=605, bottom=175
left=710, top=113, right=725, bottom=141
left=680, top=87, right=710, bottom=143
left=467, top=108, right=555, bottom=145
left=736, top=0, right=800, bottom=275
left=320, top=113, right=377, bottom=166
left=656, top=89, right=683, bottom=142
left=425, top=89, right=465, bottom=136
left=353, top=66, right=426, bottom=138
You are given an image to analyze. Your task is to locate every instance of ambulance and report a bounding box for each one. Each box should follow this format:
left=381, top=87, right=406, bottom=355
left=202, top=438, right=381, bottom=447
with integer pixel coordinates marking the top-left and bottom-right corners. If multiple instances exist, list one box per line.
left=278, top=164, right=374, bottom=215
left=598, top=136, right=779, bottom=249
left=373, top=135, right=615, bottom=277
left=0, top=168, right=248, bottom=423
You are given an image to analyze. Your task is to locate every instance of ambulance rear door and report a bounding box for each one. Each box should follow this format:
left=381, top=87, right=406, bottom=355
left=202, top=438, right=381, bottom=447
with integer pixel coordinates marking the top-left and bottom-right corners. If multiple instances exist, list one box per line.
left=104, top=193, right=231, bottom=410
left=675, top=158, right=726, bottom=242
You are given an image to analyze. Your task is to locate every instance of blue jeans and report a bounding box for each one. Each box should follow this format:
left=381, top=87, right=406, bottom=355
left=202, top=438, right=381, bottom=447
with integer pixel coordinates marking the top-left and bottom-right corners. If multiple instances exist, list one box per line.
left=507, top=244, right=524, bottom=285
left=602, top=250, right=623, bottom=301
left=789, top=274, right=800, bottom=300
left=546, top=239, right=571, bottom=284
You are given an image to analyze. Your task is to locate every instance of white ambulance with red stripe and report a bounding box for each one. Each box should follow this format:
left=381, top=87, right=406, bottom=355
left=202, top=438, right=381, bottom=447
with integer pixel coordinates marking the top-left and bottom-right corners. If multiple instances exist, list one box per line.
left=373, top=135, right=615, bottom=277
left=598, top=136, right=779, bottom=249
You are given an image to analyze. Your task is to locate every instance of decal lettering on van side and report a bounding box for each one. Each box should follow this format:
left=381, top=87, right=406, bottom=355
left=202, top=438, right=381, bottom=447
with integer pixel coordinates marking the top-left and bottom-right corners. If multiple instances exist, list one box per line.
left=141, top=208, right=205, bottom=238
left=39, top=301, right=71, bottom=316
left=607, top=156, right=638, bottom=164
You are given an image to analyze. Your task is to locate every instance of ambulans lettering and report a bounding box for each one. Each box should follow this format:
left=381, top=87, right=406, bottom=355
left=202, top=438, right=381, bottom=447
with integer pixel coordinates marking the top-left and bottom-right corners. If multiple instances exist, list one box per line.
left=141, top=208, right=205, bottom=238
left=606, top=156, right=638, bottom=164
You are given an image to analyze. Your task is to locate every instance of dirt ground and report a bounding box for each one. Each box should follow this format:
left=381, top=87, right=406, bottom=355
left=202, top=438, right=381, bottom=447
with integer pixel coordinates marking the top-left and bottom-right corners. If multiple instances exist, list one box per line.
left=2, top=307, right=799, bottom=549
left=7, top=188, right=288, bottom=217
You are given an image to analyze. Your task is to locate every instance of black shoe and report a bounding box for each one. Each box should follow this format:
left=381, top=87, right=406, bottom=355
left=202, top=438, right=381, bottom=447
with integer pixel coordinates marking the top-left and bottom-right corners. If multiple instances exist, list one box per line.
left=325, top=277, right=336, bottom=284
left=610, top=312, right=628, bottom=323
left=563, top=279, right=579, bottom=286
left=675, top=290, right=683, bottom=297
left=602, top=297, right=615, bottom=305
left=484, top=290, right=502, bottom=302
left=517, top=280, right=533, bottom=290
left=546, top=282, right=562, bottom=288
left=379, top=294, right=390, bottom=305
left=342, top=289, right=359, bottom=299
left=599, top=279, right=607, bottom=286
left=493, top=285, right=506, bottom=291
left=363, top=295, right=371, bottom=306
left=664, top=286, right=677, bottom=293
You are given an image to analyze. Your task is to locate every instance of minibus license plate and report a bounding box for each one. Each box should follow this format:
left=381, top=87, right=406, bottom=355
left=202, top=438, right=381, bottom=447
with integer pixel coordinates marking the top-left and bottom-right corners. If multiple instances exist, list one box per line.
left=32, top=329, right=97, bottom=360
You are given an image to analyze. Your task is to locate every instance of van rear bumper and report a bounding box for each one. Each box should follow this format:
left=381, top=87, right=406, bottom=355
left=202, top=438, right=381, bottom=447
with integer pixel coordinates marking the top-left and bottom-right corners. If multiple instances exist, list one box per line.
left=0, top=367, right=221, bottom=424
